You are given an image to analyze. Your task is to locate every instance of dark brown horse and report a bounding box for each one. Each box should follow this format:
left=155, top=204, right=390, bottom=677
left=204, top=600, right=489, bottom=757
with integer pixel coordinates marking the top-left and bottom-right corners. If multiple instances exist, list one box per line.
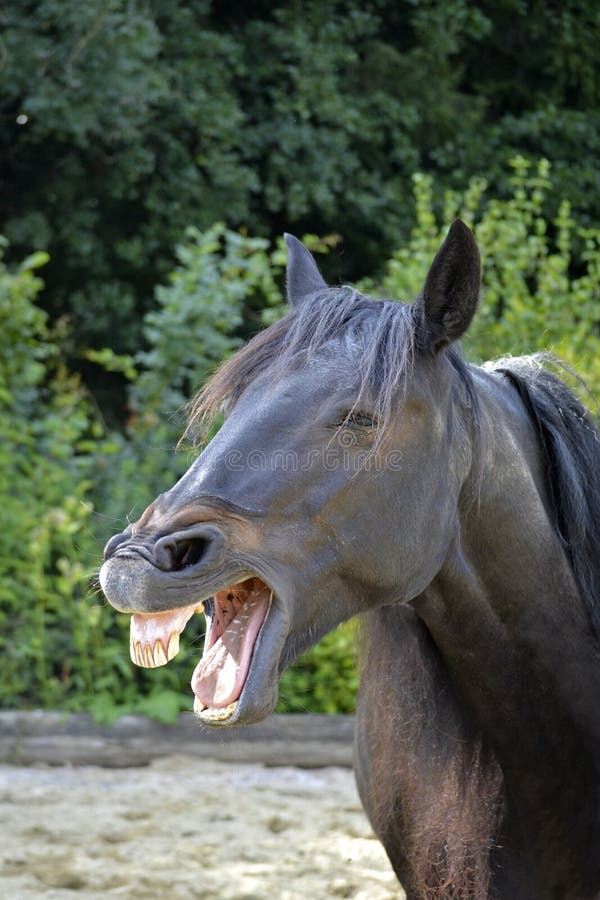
left=100, top=222, right=600, bottom=899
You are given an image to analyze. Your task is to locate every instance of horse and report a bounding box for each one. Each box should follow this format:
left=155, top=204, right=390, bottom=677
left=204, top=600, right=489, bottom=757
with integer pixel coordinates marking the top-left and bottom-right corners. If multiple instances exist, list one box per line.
left=100, top=220, right=600, bottom=899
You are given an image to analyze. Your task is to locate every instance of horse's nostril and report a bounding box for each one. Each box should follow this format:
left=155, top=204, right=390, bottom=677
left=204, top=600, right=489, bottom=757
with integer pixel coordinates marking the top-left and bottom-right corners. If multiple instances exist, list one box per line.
left=152, top=526, right=225, bottom=572
left=155, top=537, right=210, bottom=571
left=171, top=538, right=210, bottom=570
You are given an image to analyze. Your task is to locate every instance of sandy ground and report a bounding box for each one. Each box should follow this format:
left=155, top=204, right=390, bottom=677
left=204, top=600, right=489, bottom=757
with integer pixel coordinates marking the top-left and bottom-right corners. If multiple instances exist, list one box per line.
left=0, top=756, right=402, bottom=899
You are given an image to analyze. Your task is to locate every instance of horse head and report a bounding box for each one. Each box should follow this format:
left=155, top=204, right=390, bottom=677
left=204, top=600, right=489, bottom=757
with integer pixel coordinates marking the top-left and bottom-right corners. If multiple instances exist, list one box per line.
left=100, top=221, right=481, bottom=725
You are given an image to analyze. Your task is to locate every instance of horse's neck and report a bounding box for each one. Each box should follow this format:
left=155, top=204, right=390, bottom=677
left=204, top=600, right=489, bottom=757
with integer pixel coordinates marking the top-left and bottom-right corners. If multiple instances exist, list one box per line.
left=420, top=496, right=600, bottom=753
left=413, top=373, right=600, bottom=888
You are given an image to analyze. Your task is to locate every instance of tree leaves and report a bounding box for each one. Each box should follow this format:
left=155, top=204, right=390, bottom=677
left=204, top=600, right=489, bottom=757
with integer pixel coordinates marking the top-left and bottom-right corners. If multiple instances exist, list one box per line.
left=3, top=0, right=598, bottom=368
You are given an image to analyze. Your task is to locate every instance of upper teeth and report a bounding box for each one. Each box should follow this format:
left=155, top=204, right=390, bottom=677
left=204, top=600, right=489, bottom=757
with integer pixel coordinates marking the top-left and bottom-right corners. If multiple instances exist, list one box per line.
left=130, top=633, right=180, bottom=668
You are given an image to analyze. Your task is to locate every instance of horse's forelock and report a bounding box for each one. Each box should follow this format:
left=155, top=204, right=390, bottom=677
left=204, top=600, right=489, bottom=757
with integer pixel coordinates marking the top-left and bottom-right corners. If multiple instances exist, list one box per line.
left=185, top=288, right=422, bottom=444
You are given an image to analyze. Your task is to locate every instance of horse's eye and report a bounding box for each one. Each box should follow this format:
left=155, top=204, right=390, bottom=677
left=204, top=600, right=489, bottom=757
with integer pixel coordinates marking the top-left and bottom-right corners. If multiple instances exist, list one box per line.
left=337, top=411, right=376, bottom=429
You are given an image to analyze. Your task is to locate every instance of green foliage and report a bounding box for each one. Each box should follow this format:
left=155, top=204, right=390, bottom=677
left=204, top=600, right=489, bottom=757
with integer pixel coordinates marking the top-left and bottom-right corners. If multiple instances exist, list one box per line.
left=0, top=240, right=202, bottom=721
left=0, top=242, right=99, bottom=708
left=133, top=224, right=283, bottom=416
left=277, top=623, right=358, bottom=714
left=2, top=0, right=254, bottom=352
left=380, top=158, right=600, bottom=398
left=2, top=0, right=598, bottom=381
left=94, top=224, right=286, bottom=527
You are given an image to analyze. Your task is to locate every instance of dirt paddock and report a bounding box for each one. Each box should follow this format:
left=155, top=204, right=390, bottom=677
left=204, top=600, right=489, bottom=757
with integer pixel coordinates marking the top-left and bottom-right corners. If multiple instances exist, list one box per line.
left=0, top=715, right=401, bottom=899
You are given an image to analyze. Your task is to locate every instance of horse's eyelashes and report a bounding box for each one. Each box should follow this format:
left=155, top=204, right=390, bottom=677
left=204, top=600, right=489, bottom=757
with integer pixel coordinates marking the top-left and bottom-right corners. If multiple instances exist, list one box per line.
left=351, top=412, right=376, bottom=428
left=337, top=411, right=377, bottom=429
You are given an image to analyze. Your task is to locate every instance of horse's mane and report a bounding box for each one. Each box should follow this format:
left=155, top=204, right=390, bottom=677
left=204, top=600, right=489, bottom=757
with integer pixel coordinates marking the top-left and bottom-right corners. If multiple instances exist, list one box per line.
left=187, top=287, right=477, bottom=443
left=491, top=354, right=600, bottom=634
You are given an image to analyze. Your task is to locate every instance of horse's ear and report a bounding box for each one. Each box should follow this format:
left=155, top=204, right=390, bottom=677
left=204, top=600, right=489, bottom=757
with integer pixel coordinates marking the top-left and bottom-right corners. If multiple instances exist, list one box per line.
left=414, top=219, right=481, bottom=352
left=284, top=233, right=328, bottom=307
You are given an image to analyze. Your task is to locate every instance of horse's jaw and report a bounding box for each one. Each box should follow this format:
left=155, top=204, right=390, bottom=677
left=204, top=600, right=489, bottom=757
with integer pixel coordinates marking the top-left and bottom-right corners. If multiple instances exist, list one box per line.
left=99, top=556, right=290, bottom=727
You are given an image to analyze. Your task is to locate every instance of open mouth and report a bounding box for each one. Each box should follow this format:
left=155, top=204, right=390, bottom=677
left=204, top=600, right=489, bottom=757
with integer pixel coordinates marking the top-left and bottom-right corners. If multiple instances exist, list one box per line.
left=129, top=576, right=272, bottom=723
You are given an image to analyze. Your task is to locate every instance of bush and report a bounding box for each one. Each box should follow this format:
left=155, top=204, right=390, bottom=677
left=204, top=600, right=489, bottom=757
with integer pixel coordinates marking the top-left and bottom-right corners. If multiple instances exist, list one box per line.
left=92, top=224, right=286, bottom=530
left=0, top=241, right=102, bottom=708
left=0, top=240, right=204, bottom=721
left=277, top=623, right=358, bottom=714
left=379, top=158, right=600, bottom=398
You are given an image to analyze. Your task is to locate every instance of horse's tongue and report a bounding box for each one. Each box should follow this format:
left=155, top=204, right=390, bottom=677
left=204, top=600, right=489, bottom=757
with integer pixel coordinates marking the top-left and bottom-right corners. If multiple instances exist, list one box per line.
left=191, top=590, right=271, bottom=709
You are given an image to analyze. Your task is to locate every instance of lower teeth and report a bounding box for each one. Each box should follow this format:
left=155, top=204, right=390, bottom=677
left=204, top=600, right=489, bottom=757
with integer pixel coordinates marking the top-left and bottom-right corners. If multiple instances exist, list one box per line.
left=194, top=698, right=237, bottom=721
